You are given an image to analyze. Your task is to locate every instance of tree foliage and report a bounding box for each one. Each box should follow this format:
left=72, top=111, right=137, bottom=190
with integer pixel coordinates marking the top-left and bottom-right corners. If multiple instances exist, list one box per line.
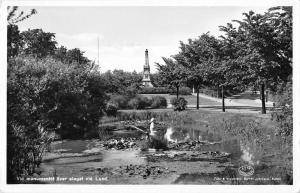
left=7, top=7, right=107, bottom=183
left=175, top=33, right=223, bottom=109
left=170, top=97, right=188, bottom=111
left=271, top=80, right=292, bottom=138
left=8, top=56, right=107, bottom=138
left=7, top=6, right=37, bottom=24
left=156, top=57, right=187, bottom=99
left=157, top=7, right=292, bottom=114
left=20, top=29, right=57, bottom=58
left=7, top=56, right=107, bottom=182
left=219, top=7, right=292, bottom=113
left=150, top=72, right=166, bottom=87
left=101, top=69, right=143, bottom=95
left=7, top=24, right=23, bottom=58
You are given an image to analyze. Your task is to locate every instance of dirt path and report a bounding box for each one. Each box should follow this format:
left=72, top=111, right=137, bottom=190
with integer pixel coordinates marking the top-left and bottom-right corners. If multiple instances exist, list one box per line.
left=190, top=93, right=273, bottom=114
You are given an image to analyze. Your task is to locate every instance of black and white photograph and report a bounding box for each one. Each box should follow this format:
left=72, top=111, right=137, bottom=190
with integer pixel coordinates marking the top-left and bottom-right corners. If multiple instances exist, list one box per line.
left=0, top=0, right=299, bottom=192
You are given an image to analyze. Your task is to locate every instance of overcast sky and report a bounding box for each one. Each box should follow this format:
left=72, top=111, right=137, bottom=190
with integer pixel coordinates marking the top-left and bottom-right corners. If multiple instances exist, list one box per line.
left=17, top=6, right=270, bottom=73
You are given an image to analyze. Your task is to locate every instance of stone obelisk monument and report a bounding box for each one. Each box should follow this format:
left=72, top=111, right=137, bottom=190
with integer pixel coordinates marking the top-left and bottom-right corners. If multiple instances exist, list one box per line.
left=142, top=49, right=153, bottom=87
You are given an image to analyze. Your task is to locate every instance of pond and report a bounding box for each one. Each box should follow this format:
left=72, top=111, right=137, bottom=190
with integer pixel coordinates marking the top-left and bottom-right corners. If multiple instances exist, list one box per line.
left=38, top=124, right=288, bottom=184
left=165, top=126, right=260, bottom=164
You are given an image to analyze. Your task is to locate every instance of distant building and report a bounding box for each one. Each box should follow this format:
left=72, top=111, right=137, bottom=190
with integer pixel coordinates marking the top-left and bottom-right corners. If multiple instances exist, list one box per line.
left=142, top=49, right=153, bottom=87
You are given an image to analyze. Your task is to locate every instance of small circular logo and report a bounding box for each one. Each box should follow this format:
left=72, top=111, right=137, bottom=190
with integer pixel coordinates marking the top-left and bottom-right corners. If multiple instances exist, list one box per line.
left=238, top=165, right=254, bottom=177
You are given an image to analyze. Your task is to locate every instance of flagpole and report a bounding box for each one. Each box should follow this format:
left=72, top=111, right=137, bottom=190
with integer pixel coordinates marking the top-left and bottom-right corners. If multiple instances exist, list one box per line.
left=97, top=36, right=100, bottom=68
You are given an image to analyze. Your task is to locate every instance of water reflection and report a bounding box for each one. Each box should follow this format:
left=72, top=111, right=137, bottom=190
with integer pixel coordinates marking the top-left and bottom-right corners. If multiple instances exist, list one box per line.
left=48, top=125, right=261, bottom=167
left=164, top=127, right=177, bottom=143
left=240, top=143, right=254, bottom=164
left=168, top=126, right=223, bottom=142
left=45, top=139, right=146, bottom=167
left=50, top=140, right=98, bottom=154
left=166, top=126, right=262, bottom=164
left=240, top=141, right=262, bottom=165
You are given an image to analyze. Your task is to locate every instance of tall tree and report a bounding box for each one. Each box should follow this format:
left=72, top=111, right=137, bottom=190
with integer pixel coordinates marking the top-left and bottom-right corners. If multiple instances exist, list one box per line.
left=7, top=24, right=23, bottom=58
left=65, top=48, right=90, bottom=65
left=219, top=8, right=292, bottom=114
left=205, top=60, right=227, bottom=112
left=175, top=33, right=221, bottom=109
left=20, top=29, right=57, bottom=58
left=150, top=73, right=166, bottom=87
left=7, top=6, right=37, bottom=59
left=101, top=69, right=143, bottom=95
left=54, top=46, right=68, bottom=62
left=156, top=57, right=186, bottom=99
left=267, top=6, right=292, bottom=80
left=7, top=6, right=37, bottom=25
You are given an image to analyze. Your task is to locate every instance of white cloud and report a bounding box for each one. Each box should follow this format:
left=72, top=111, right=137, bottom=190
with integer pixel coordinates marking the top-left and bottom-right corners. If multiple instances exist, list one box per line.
left=18, top=6, right=271, bottom=74
left=55, top=33, right=104, bottom=49
left=55, top=32, right=179, bottom=73
left=96, top=45, right=178, bottom=73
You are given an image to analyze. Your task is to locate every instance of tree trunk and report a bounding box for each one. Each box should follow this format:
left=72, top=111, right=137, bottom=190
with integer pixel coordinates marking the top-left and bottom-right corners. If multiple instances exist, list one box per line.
left=222, top=85, right=225, bottom=112
left=217, top=86, right=219, bottom=98
left=261, top=83, right=266, bottom=114
left=196, top=88, right=199, bottom=109
left=176, top=86, right=179, bottom=99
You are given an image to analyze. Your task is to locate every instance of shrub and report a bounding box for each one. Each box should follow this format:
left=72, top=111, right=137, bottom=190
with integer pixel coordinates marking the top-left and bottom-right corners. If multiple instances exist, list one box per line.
left=170, top=87, right=192, bottom=95
left=170, top=97, right=177, bottom=105
left=123, top=85, right=139, bottom=99
left=7, top=56, right=107, bottom=182
left=271, top=81, right=292, bottom=138
left=116, top=110, right=196, bottom=126
left=110, top=95, right=128, bottom=109
left=101, top=70, right=142, bottom=95
left=150, top=96, right=167, bottom=109
left=139, top=86, right=192, bottom=95
left=140, top=96, right=152, bottom=107
left=7, top=124, right=52, bottom=183
left=128, top=96, right=151, bottom=109
left=117, top=111, right=155, bottom=121
left=105, top=103, right=118, bottom=117
left=171, top=97, right=188, bottom=111
left=128, top=98, right=140, bottom=109
left=139, top=87, right=170, bottom=94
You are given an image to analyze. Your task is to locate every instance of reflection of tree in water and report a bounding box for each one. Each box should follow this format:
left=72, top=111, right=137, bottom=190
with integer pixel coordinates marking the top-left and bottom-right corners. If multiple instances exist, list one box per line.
left=218, top=119, right=268, bottom=165
left=168, top=126, right=245, bottom=161
left=240, top=139, right=264, bottom=165
left=170, top=127, right=188, bottom=141
left=240, top=143, right=255, bottom=165
left=170, top=126, right=224, bottom=142
left=163, top=123, right=268, bottom=166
